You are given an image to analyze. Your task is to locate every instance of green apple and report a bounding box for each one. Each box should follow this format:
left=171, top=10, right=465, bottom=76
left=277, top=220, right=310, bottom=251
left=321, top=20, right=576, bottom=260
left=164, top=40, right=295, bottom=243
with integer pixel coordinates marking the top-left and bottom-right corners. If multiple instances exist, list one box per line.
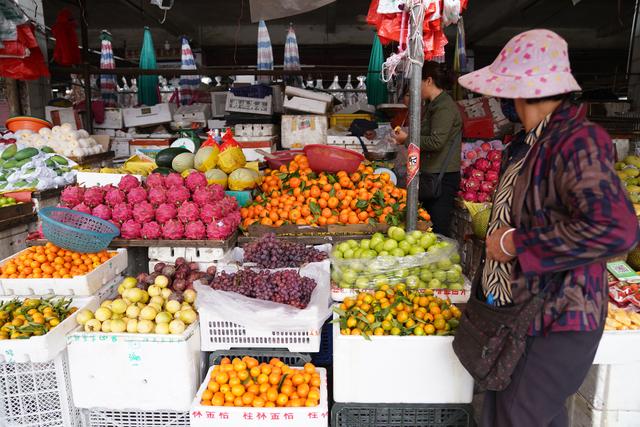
left=355, top=277, right=370, bottom=289
left=351, top=261, right=364, bottom=272
left=419, top=234, right=437, bottom=249
left=409, top=230, right=423, bottom=240
left=399, top=241, right=412, bottom=253
left=363, top=250, right=377, bottom=259
left=405, top=235, right=417, bottom=246
left=409, top=267, right=420, bottom=275
left=449, top=283, right=464, bottom=290
left=378, top=251, right=390, bottom=257
left=337, top=242, right=350, bottom=253
left=390, top=248, right=405, bottom=257
left=428, top=279, right=442, bottom=289
left=360, top=239, right=371, bottom=250
left=331, top=270, right=342, bottom=283
left=342, top=269, right=357, bottom=284
left=343, top=249, right=355, bottom=259
left=374, top=242, right=386, bottom=253
left=396, top=268, right=409, bottom=278
left=388, top=226, right=406, bottom=242
left=372, top=232, right=384, bottom=241
left=434, top=270, right=447, bottom=282
left=333, top=251, right=343, bottom=259
left=373, top=275, right=387, bottom=287
left=420, top=269, right=433, bottom=282
left=446, top=269, right=461, bottom=283
left=406, top=275, right=420, bottom=289
left=339, top=281, right=351, bottom=289
left=346, top=239, right=359, bottom=249
left=370, top=234, right=384, bottom=249
left=383, top=239, right=398, bottom=251
left=437, top=259, right=453, bottom=270
left=451, top=253, right=461, bottom=264
left=452, top=264, right=463, bottom=273
left=353, top=249, right=363, bottom=259
left=409, top=246, right=425, bottom=255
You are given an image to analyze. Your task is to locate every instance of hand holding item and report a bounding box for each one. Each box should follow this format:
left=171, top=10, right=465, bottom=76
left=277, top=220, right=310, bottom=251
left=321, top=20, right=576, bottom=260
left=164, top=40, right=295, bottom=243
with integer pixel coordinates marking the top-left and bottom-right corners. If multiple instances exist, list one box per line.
left=486, top=226, right=516, bottom=263
left=393, top=127, right=408, bottom=145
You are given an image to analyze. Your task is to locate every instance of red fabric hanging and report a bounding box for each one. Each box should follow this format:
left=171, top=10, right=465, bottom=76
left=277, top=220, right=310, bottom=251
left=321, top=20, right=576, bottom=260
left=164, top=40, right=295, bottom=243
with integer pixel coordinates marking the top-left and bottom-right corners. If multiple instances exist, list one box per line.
left=51, top=9, right=81, bottom=66
left=0, top=24, right=50, bottom=80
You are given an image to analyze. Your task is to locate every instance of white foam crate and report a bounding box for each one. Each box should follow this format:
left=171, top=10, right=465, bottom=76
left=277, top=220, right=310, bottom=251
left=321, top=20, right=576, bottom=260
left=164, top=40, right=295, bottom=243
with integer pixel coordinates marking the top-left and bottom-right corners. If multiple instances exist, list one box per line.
left=578, top=362, right=640, bottom=411
left=593, top=330, right=640, bottom=365
left=67, top=323, right=201, bottom=411
left=148, top=247, right=228, bottom=263
left=81, top=409, right=190, bottom=427
left=0, top=295, right=100, bottom=363
left=190, top=366, right=328, bottom=427
left=567, top=393, right=640, bottom=427
left=332, top=314, right=473, bottom=404
left=234, top=124, right=277, bottom=137
left=0, top=222, right=34, bottom=264
left=0, top=248, right=128, bottom=297
left=0, top=350, right=82, bottom=427
left=225, top=94, right=273, bottom=116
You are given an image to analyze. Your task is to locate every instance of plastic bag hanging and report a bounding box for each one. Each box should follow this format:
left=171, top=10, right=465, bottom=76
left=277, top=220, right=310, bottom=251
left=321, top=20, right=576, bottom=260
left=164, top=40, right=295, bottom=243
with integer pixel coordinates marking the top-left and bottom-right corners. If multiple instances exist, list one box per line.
left=179, top=36, right=200, bottom=105
left=256, top=20, right=273, bottom=84
left=138, top=27, right=159, bottom=106
left=0, top=23, right=49, bottom=80
left=99, top=30, right=118, bottom=107
left=52, top=9, right=81, bottom=66
left=283, top=23, right=303, bottom=87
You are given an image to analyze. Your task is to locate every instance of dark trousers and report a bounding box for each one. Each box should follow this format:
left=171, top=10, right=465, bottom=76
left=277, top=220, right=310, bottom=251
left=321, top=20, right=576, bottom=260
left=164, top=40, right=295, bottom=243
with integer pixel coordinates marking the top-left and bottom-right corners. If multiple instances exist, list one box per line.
left=481, top=327, right=604, bottom=427
left=420, top=172, right=460, bottom=237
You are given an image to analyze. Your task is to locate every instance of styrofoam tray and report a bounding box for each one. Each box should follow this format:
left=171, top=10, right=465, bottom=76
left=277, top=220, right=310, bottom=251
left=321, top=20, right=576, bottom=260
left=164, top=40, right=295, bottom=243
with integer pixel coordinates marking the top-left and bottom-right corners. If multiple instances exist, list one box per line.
left=332, top=313, right=474, bottom=404
left=0, top=295, right=99, bottom=363
left=148, top=247, right=229, bottom=263
left=67, top=322, right=201, bottom=411
left=0, top=248, right=127, bottom=296
left=593, top=330, right=640, bottom=364
left=190, top=366, right=328, bottom=427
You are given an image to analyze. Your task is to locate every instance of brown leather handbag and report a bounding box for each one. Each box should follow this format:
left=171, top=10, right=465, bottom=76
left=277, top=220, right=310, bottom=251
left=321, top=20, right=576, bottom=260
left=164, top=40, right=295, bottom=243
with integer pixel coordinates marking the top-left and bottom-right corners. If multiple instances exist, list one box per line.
left=452, top=259, right=548, bottom=391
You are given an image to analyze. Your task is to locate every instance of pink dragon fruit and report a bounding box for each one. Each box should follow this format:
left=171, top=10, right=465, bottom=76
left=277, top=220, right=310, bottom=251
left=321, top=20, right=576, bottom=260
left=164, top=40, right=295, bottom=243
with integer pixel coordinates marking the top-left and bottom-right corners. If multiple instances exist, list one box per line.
left=210, top=184, right=225, bottom=202
left=120, top=220, right=142, bottom=239
left=185, top=172, right=208, bottom=192
left=92, top=204, right=112, bottom=220
left=477, top=192, right=491, bottom=203
left=166, top=185, right=190, bottom=205
left=177, top=201, right=200, bottom=223
left=480, top=181, right=495, bottom=194
left=127, top=187, right=148, bottom=205
left=474, top=158, right=491, bottom=172
left=470, top=169, right=485, bottom=181
left=104, top=187, right=126, bottom=207
left=485, top=170, right=500, bottom=182
left=83, top=187, right=105, bottom=207
left=162, top=219, right=185, bottom=240
left=487, top=150, right=502, bottom=162
left=118, top=175, right=140, bottom=192
left=200, top=203, right=216, bottom=224
left=206, top=217, right=236, bottom=240
left=220, top=196, right=239, bottom=216
left=192, top=187, right=214, bottom=207
left=465, top=178, right=481, bottom=192
left=165, top=173, right=184, bottom=188
left=60, top=186, right=85, bottom=208
left=490, top=160, right=501, bottom=172
left=155, top=203, right=177, bottom=224
left=145, top=173, right=166, bottom=188
left=185, top=220, right=206, bottom=240
left=133, top=201, right=155, bottom=223
left=463, top=191, right=478, bottom=202
left=73, top=202, right=92, bottom=214
left=141, top=221, right=162, bottom=239
left=147, top=187, right=167, bottom=206
left=112, top=203, right=133, bottom=223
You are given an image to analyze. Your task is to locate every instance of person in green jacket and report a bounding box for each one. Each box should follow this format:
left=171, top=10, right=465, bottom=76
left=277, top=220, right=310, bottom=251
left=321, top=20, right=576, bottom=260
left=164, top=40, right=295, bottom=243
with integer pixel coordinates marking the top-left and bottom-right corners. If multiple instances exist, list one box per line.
left=394, top=62, right=462, bottom=236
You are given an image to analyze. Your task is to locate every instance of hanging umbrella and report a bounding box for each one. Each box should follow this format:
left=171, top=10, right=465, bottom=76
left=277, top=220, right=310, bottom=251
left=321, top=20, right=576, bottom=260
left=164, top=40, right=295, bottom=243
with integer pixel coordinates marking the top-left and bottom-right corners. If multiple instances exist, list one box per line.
left=99, top=30, right=117, bottom=107
left=138, top=26, right=159, bottom=106
left=366, top=33, right=387, bottom=106
left=256, top=20, right=273, bottom=84
left=179, top=37, right=199, bottom=106
left=283, top=23, right=303, bottom=87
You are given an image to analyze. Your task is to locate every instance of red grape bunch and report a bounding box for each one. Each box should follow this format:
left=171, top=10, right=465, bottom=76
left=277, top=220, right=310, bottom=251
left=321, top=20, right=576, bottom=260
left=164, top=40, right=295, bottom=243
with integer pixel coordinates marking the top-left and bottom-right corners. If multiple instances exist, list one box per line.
left=243, top=233, right=328, bottom=269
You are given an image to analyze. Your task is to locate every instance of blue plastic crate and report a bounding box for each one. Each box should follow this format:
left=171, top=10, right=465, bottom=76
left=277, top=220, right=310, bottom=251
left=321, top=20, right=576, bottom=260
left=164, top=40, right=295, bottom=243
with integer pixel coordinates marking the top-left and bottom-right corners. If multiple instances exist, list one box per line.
left=310, top=319, right=333, bottom=367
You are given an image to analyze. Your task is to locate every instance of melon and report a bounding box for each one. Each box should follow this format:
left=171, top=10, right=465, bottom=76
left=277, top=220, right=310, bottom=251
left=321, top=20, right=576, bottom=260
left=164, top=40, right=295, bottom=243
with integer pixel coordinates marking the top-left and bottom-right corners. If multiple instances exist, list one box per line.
left=205, top=168, right=228, bottom=188
left=194, top=146, right=219, bottom=172
left=171, top=152, right=195, bottom=173
left=471, top=208, right=491, bottom=239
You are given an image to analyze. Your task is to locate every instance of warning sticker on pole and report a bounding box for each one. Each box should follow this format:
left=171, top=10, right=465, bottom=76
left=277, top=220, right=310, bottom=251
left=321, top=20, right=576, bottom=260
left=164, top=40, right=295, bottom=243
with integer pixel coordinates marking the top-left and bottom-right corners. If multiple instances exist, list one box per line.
left=406, top=143, right=420, bottom=185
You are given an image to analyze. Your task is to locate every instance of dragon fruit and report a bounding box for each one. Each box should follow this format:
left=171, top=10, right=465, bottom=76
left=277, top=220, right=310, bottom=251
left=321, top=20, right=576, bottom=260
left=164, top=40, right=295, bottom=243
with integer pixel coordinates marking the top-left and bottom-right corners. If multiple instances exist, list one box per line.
left=92, top=204, right=112, bottom=220
left=127, top=187, right=148, bottom=205
left=490, top=160, right=501, bottom=172
left=177, top=201, right=200, bottom=223
left=200, top=203, right=216, bottom=224
left=166, top=185, right=190, bottom=205
left=477, top=192, right=491, bottom=203
left=185, top=220, right=206, bottom=240
left=104, top=187, right=126, bottom=207
left=487, top=150, right=502, bottom=162
left=73, top=202, right=92, bottom=214
left=210, top=184, right=225, bottom=202
left=165, top=173, right=184, bottom=188
left=485, top=170, right=500, bottom=182
left=120, top=220, right=142, bottom=239
left=133, top=201, right=155, bottom=223
left=112, top=203, right=133, bottom=223
left=118, top=175, right=140, bottom=192
left=220, top=196, right=239, bottom=216
left=206, top=217, right=236, bottom=240
left=480, top=181, right=495, bottom=194
left=470, top=169, right=485, bottom=181
left=147, top=187, right=167, bottom=206
left=155, top=203, right=178, bottom=224
left=474, top=158, right=491, bottom=172
left=141, top=221, right=162, bottom=239
left=145, top=173, right=166, bottom=188
left=185, top=172, right=208, bottom=192
left=463, top=191, right=478, bottom=202
left=162, top=219, right=185, bottom=240
left=465, top=178, right=481, bottom=192
left=192, top=187, right=214, bottom=207
left=60, top=186, right=85, bottom=208
left=83, top=187, right=105, bottom=207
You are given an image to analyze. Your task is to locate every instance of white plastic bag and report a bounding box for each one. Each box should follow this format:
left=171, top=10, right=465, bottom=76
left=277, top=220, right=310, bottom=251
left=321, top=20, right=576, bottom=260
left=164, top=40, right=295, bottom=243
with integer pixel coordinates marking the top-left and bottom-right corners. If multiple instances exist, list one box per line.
left=377, top=0, right=405, bottom=14
left=195, top=259, right=331, bottom=332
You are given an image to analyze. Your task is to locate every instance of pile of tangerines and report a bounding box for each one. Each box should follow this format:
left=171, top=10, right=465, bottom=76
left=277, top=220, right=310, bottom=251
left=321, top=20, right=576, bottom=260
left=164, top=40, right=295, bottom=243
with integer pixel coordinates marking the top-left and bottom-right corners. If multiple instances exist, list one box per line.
left=240, top=155, right=430, bottom=228
left=200, top=357, right=321, bottom=408
left=0, top=242, right=117, bottom=279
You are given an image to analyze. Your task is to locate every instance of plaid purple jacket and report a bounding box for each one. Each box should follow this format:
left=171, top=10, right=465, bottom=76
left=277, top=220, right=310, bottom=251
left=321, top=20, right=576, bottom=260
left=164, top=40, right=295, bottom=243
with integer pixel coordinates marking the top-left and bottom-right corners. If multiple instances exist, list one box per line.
left=509, top=101, right=640, bottom=335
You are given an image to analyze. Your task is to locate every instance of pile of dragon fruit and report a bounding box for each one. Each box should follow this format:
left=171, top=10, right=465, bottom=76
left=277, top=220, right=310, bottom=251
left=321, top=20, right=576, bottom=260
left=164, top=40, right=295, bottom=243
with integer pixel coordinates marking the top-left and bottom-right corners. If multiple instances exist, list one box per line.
left=59, top=172, right=241, bottom=240
left=459, top=140, right=504, bottom=203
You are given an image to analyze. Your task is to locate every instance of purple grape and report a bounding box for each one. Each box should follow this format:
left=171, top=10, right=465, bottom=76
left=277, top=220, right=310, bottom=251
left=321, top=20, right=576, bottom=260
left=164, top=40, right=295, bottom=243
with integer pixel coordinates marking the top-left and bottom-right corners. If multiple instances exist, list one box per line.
left=242, top=234, right=328, bottom=269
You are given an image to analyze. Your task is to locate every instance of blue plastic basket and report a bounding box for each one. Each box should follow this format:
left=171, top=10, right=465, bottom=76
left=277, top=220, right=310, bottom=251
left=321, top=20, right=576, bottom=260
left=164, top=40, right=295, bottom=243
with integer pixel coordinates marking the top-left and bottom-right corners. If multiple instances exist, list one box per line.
left=38, top=207, right=119, bottom=253
left=310, top=319, right=333, bottom=367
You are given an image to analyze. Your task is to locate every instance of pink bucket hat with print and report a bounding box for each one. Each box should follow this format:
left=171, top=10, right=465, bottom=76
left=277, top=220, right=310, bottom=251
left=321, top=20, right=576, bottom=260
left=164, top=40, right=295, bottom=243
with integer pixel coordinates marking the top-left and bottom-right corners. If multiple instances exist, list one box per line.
left=458, top=29, right=581, bottom=99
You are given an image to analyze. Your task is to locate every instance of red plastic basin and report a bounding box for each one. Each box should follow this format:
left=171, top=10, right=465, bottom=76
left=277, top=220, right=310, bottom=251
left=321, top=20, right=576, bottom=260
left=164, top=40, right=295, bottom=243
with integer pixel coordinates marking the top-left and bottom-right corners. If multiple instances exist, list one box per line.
left=265, top=149, right=304, bottom=169
left=303, top=145, right=365, bottom=174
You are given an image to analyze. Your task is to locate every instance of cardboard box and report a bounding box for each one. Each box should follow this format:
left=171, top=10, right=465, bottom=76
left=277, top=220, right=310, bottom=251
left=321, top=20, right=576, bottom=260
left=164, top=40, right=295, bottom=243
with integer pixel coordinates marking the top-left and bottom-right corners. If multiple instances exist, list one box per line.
left=281, top=115, right=328, bottom=148
left=45, top=106, right=83, bottom=130
left=283, top=86, right=332, bottom=115
left=129, top=138, right=171, bottom=159
left=111, top=138, right=130, bottom=159
left=173, top=103, right=211, bottom=123
left=210, top=92, right=228, bottom=117
left=93, top=108, right=123, bottom=129
left=236, top=136, right=277, bottom=162
left=122, top=103, right=176, bottom=128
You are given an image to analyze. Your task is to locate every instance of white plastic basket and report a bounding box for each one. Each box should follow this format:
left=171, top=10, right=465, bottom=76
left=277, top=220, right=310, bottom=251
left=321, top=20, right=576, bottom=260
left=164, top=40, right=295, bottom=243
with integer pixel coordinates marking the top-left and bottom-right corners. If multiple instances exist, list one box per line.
left=67, top=323, right=201, bottom=411
left=332, top=314, right=474, bottom=404
left=81, top=409, right=190, bottom=427
left=0, top=249, right=128, bottom=297
left=0, top=350, right=81, bottom=427
left=190, top=366, right=328, bottom=427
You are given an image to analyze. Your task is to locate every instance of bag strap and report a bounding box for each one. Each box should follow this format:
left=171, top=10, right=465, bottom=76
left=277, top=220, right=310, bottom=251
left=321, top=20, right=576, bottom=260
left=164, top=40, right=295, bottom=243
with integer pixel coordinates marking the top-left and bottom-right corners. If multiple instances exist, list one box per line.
left=436, top=131, right=460, bottom=184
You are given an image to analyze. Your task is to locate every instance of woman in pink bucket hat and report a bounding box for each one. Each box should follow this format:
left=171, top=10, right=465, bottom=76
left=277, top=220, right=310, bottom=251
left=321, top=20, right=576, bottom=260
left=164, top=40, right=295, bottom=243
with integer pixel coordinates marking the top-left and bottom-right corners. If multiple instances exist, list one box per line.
left=452, top=29, right=639, bottom=427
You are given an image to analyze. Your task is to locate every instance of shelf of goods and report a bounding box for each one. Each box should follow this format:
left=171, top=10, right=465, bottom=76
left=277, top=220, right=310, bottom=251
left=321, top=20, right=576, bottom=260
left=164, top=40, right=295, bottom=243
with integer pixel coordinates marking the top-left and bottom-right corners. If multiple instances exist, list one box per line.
left=332, top=316, right=474, bottom=404
left=0, top=248, right=127, bottom=296
left=67, top=323, right=201, bottom=411
left=190, top=366, right=328, bottom=427
left=331, top=403, right=475, bottom=427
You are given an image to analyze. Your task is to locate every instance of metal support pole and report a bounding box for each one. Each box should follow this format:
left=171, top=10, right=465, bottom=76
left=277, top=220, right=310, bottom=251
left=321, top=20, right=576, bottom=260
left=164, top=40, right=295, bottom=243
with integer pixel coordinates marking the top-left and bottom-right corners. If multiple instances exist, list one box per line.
left=79, top=0, right=93, bottom=133
left=405, top=1, right=425, bottom=232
